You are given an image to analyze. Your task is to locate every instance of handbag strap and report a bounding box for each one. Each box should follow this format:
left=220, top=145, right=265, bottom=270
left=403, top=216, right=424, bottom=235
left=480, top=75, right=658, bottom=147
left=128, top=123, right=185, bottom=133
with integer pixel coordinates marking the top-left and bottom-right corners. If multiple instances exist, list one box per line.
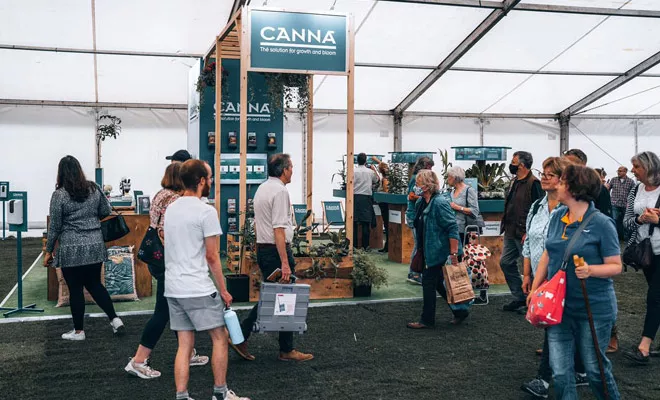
left=561, top=211, right=598, bottom=270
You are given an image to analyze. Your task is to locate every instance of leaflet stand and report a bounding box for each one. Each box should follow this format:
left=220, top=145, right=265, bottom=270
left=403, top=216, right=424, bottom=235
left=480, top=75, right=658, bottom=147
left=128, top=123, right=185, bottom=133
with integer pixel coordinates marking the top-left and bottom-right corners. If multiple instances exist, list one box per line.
left=0, top=182, right=9, bottom=240
left=0, top=191, right=43, bottom=317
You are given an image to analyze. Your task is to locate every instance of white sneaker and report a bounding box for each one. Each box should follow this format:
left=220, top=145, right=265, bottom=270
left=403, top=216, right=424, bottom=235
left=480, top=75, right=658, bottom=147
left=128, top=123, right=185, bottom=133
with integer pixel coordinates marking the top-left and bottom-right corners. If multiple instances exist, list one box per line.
left=213, top=389, right=250, bottom=400
left=110, top=317, right=125, bottom=336
left=61, top=330, right=86, bottom=341
left=124, top=357, right=161, bottom=379
left=189, top=348, right=209, bottom=366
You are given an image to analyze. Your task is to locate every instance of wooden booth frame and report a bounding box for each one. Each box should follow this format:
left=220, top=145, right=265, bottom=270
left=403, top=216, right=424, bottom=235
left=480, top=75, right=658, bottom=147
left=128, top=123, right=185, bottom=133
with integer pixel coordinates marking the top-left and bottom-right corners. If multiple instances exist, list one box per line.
left=205, top=6, right=356, bottom=253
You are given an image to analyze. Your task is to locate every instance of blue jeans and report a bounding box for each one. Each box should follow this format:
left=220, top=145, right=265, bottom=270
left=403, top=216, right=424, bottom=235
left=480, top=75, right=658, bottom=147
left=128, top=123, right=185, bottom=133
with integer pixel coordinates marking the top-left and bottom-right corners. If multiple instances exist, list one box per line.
left=548, top=314, right=620, bottom=400
left=612, top=206, right=625, bottom=240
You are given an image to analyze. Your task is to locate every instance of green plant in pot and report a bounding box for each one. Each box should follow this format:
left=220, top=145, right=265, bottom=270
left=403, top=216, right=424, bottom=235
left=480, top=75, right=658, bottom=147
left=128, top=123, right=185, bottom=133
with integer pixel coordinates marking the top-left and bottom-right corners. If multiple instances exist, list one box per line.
left=331, top=157, right=347, bottom=191
left=387, top=163, right=408, bottom=195
left=351, top=249, right=388, bottom=297
left=263, top=73, right=310, bottom=119
left=226, top=214, right=254, bottom=303
left=465, top=161, right=510, bottom=199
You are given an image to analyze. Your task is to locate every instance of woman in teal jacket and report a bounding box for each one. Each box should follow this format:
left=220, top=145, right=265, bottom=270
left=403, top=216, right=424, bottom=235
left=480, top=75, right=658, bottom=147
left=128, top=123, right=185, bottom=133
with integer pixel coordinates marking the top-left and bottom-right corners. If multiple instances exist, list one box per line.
left=405, top=156, right=434, bottom=284
left=407, top=170, right=467, bottom=328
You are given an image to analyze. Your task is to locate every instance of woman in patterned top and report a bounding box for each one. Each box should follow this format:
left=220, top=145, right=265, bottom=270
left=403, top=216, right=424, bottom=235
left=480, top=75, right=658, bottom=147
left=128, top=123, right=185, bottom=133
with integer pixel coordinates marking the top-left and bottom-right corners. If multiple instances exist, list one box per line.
left=44, top=155, right=124, bottom=341
left=125, top=163, right=208, bottom=379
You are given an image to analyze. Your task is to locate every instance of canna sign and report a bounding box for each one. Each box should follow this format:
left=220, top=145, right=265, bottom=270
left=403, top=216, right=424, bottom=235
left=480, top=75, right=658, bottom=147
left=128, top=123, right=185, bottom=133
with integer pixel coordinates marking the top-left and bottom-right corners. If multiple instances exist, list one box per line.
left=249, top=8, right=348, bottom=74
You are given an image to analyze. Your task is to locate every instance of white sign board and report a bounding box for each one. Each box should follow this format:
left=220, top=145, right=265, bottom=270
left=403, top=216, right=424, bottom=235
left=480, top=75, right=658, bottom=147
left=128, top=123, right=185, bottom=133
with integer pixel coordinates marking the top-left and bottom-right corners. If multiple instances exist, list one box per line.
left=482, top=221, right=502, bottom=237
left=389, top=210, right=402, bottom=224
left=274, top=293, right=297, bottom=316
left=373, top=205, right=381, bottom=216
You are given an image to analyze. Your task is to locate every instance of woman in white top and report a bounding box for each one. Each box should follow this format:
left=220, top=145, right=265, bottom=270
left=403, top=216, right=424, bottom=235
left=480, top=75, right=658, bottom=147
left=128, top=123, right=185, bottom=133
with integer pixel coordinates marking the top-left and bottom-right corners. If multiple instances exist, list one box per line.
left=446, top=166, right=486, bottom=303
left=623, top=151, right=660, bottom=364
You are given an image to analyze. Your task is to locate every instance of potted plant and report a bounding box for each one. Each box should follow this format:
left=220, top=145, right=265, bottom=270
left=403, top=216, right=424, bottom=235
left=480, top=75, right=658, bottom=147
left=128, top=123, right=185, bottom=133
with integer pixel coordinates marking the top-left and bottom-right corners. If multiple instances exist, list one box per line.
left=331, top=158, right=347, bottom=191
left=465, top=161, right=510, bottom=199
left=386, top=162, right=409, bottom=195
left=351, top=249, right=388, bottom=297
left=226, top=214, right=254, bottom=302
left=96, top=114, right=121, bottom=170
left=263, top=73, right=310, bottom=118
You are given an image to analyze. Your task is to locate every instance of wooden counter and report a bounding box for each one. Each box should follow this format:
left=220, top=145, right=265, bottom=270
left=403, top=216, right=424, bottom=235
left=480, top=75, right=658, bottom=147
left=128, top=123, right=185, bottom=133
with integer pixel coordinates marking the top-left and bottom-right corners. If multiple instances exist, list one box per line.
left=47, top=212, right=153, bottom=300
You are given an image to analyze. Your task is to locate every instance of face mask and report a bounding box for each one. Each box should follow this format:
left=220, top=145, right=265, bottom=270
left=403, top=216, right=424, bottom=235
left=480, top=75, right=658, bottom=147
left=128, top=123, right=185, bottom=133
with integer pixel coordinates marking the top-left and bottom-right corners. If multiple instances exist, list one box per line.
left=509, top=163, right=519, bottom=175
left=414, top=185, right=424, bottom=196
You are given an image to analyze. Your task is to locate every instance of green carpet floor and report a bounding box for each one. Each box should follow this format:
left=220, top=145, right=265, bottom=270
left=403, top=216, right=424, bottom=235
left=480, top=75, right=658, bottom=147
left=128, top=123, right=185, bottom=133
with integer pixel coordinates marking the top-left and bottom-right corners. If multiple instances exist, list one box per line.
left=0, top=251, right=510, bottom=318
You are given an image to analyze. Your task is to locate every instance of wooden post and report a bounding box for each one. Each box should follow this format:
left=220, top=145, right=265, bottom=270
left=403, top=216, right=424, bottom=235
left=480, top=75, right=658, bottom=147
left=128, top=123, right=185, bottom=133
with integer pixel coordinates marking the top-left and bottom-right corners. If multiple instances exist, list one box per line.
left=306, top=76, right=314, bottom=244
left=238, top=15, right=248, bottom=231
left=214, top=38, right=222, bottom=232
left=345, top=16, right=355, bottom=250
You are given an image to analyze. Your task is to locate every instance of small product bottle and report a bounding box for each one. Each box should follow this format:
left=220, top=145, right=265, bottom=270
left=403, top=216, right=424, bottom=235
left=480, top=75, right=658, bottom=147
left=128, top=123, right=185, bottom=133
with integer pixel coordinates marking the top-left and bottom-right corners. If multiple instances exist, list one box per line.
left=224, top=307, right=245, bottom=345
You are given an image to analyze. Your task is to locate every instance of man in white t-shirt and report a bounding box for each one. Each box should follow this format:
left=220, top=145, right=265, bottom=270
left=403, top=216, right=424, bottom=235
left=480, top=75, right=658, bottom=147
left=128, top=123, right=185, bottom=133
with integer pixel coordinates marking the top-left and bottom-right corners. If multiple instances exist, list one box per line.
left=164, top=159, right=248, bottom=400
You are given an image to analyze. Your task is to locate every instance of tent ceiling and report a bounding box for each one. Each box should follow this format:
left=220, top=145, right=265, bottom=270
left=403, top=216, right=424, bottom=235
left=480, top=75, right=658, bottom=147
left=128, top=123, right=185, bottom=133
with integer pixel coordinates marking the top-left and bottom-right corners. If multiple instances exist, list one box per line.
left=1, top=0, right=660, bottom=117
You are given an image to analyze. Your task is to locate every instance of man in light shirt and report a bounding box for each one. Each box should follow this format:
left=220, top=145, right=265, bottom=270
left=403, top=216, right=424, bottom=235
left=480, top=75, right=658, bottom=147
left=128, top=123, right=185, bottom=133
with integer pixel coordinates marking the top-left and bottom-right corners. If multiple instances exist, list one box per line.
left=353, top=153, right=379, bottom=250
left=230, top=153, right=314, bottom=363
left=164, top=159, right=248, bottom=400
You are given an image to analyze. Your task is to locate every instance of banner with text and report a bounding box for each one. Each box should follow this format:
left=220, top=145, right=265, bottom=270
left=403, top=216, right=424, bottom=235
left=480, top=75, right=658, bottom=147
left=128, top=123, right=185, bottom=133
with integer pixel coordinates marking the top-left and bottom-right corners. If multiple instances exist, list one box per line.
left=249, top=8, right=348, bottom=73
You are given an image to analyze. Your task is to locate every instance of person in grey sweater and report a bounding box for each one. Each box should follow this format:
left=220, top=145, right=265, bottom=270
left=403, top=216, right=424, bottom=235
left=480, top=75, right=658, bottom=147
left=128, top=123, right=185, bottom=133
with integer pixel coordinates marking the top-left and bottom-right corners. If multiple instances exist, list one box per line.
left=44, top=155, right=124, bottom=341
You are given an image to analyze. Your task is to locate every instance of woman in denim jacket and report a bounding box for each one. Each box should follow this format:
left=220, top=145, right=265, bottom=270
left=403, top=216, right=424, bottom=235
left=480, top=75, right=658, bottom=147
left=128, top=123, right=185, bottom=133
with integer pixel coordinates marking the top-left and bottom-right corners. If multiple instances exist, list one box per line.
left=407, top=170, right=466, bottom=329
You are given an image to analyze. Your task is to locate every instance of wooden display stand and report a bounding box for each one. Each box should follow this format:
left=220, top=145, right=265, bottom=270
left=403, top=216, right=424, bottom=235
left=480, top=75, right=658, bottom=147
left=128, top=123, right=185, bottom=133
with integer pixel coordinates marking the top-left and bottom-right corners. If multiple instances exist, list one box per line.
left=479, top=211, right=506, bottom=285
left=208, top=6, right=357, bottom=300
left=387, top=203, right=414, bottom=264
left=47, top=212, right=153, bottom=301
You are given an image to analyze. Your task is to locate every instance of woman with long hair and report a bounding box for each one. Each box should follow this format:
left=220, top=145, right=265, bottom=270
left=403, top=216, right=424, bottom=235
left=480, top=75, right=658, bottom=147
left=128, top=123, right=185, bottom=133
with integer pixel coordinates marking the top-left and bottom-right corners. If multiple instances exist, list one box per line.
left=405, top=156, right=434, bottom=284
left=125, top=163, right=209, bottom=379
left=622, top=151, right=660, bottom=364
left=44, top=155, right=124, bottom=340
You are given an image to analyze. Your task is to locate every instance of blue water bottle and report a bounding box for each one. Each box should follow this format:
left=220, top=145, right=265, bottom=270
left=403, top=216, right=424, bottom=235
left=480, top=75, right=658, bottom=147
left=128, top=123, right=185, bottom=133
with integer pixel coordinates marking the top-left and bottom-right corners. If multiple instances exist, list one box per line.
left=224, top=307, right=244, bottom=345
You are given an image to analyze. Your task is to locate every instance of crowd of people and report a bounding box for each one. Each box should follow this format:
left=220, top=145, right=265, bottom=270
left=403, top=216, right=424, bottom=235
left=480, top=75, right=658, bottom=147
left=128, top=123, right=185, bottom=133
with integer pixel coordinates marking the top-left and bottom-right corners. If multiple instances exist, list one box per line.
left=43, top=147, right=660, bottom=400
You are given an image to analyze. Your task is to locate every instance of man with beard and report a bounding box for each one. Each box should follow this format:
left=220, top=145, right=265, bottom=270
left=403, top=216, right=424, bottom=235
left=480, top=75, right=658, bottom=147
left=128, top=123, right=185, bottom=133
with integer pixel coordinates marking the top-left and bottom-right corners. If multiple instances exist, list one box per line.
left=164, top=159, right=248, bottom=400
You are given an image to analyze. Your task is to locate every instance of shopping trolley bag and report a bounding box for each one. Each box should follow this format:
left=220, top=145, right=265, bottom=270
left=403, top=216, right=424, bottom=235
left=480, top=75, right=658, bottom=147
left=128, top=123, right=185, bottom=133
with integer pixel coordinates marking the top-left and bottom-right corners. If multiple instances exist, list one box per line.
left=253, top=282, right=310, bottom=334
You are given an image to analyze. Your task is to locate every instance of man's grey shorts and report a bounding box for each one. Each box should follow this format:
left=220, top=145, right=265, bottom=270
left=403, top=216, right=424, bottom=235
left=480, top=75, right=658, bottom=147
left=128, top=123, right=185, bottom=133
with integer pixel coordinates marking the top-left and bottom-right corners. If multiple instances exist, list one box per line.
left=167, top=293, right=226, bottom=332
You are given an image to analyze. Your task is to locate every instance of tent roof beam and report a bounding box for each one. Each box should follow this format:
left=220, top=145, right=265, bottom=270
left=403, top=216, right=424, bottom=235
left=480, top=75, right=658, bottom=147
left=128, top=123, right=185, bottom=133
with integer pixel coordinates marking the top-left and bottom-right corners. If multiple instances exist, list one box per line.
left=0, top=99, right=186, bottom=110
left=383, top=0, right=660, bottom=18
left=393, top=0, right=521, bottom=115
left=560, top=50, right=660, bottom=118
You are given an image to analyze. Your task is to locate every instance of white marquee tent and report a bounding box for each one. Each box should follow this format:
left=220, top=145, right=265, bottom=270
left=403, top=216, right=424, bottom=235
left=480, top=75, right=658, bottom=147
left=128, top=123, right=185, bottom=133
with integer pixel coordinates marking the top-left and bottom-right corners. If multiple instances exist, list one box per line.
left=2, top=0, right=660, bottom=230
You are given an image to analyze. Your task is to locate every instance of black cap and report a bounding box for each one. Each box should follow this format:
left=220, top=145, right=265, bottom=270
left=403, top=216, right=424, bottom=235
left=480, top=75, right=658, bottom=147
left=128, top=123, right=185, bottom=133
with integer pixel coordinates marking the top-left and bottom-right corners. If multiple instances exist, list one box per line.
left=166, top=149, right=192, bottom=162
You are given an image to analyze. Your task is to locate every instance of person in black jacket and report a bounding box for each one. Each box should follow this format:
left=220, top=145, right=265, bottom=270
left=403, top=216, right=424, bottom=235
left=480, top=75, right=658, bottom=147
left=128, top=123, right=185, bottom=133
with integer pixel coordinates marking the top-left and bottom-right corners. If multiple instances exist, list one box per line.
left=500, top=151, right=544, bottom=312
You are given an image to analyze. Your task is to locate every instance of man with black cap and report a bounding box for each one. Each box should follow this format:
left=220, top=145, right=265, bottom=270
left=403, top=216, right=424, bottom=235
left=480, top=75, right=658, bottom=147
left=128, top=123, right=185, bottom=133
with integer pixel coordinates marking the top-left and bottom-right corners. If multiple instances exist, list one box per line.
left=166, top=150, right=192, bottom=164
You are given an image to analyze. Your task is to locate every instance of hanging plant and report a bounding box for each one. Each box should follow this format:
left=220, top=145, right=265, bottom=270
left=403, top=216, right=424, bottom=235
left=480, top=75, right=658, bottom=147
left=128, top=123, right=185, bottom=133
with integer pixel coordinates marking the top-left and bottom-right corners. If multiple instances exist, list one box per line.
left=95, top=114, right=122, bottom=169
left=263, top=73, right=310, bottom=118
left=195, top=61, right=229, bottom=107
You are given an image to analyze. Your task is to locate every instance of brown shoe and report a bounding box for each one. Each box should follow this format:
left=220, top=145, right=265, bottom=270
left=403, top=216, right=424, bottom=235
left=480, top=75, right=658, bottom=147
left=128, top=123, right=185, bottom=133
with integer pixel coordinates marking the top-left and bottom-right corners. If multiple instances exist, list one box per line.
left=278, top=350, right=314, bottom=362
left=229, top=340, right=256, bottom=361
left=607, top=335, right=619, bottom=353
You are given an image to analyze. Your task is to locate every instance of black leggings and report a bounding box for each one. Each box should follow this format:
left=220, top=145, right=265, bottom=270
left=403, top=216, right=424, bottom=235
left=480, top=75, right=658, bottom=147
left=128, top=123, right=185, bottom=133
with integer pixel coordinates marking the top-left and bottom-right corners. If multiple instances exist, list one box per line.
left=642, top=256, right=660, bottom=340
left=140, top=276, right=170, bottom=349
left=61, top=263, right=117, bottom=331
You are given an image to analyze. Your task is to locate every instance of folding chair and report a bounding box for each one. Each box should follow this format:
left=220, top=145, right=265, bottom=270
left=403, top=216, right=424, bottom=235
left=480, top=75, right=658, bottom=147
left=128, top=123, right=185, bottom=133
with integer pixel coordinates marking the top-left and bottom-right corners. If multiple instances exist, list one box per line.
left=291, top=204, right=319, bottom=236
left=321, top=201, right=345, bottom=233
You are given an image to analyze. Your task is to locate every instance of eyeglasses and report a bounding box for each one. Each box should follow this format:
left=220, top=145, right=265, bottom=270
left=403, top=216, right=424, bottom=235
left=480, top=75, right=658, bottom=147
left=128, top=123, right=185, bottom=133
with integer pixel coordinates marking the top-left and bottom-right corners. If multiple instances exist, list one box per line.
left=540, top=173, right=558, bottom=180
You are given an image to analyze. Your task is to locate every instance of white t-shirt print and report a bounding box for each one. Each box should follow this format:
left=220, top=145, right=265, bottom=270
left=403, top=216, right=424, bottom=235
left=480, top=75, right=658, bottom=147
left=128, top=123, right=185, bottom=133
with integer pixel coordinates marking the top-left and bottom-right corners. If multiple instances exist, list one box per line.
left=163, top=196, right=222, bottom=298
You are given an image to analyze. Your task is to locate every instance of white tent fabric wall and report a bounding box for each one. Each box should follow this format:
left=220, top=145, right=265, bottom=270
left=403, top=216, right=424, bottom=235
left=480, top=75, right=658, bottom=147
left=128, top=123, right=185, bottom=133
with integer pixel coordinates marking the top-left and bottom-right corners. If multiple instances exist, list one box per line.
left=0, top=106, right=186, bottom=234
left=283, top=113, right=394, bottom=220
left=569, top=118, right=638, bottom=176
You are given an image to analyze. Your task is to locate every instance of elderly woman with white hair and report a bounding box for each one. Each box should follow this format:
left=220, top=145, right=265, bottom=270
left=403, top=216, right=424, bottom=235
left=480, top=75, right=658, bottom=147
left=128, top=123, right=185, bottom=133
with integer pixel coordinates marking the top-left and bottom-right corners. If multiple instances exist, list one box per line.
left=623, top=151, right=660, bottom=364
left=446, top=166, right=481, bottom=243
left=446, top=165, right=487, bottom=304
left=407, top=170, right=467, bottom=329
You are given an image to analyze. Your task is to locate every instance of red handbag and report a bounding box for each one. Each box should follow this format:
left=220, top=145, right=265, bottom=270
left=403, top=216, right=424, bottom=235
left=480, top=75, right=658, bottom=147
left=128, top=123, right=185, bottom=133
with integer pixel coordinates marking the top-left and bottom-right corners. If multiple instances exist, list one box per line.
left=526, top=212, right=597, bottom=328
left=526, top=269, right=567, bottom=326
